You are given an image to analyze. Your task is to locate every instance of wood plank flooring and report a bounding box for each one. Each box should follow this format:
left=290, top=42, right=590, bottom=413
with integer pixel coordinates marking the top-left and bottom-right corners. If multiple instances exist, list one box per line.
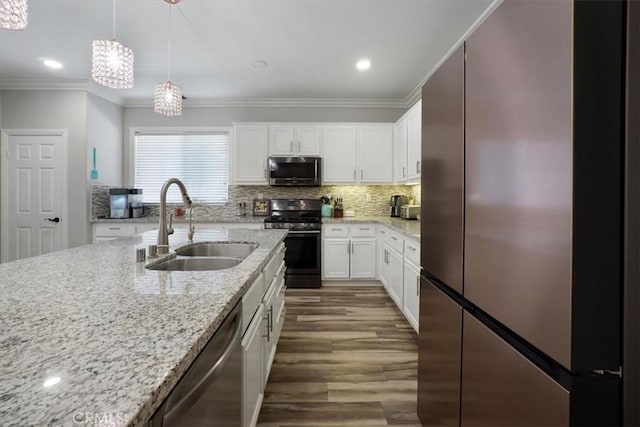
left=257, top=285, right=421, bottom=427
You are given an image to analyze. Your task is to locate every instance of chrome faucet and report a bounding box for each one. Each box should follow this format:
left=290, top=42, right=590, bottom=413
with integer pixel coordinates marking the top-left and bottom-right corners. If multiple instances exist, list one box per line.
left=158, top=178, right=193, bottom=254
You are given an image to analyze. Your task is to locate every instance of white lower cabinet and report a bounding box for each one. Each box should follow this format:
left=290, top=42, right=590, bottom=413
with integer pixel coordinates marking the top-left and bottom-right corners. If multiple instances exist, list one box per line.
left=403, top=261, right=420, bottom=332
left=241, top=244, right=285, bottom=427
left=387, top=247, right=404, bottom=308
left=322, top=224, right=376, bottom=280
left=242, top=304, right=264, bottom=427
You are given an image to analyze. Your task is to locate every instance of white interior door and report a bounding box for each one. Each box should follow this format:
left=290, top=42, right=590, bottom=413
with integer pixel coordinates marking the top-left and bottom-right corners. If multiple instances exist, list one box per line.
left=1, top=130, right=68, bottom=262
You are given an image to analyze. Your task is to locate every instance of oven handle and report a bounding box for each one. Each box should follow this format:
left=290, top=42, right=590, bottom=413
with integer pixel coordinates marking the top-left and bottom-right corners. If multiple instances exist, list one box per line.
left=287, top=230, right=321, bottom=234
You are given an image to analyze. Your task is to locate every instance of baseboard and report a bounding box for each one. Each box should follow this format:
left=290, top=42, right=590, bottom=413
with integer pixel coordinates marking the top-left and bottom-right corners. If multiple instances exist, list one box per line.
left=321, top=280, right=383, bottom=287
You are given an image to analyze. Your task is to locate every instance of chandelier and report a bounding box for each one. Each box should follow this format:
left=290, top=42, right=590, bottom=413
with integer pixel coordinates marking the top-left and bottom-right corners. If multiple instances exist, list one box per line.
left=91, top=0, right=134, bottom=89
left=154, top=0, right=183, bottom=116
left=0, top=0, right=28, bottom=30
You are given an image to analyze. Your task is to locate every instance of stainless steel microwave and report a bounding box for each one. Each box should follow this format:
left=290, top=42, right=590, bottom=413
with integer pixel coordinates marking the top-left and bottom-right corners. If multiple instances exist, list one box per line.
left=268, top=156, right=321, bottom=186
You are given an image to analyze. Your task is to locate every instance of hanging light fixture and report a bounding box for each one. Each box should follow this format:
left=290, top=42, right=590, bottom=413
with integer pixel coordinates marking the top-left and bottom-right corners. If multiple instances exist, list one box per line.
left=154, top=0, right=182, bottom=116
left=0, top=0, right=28, bottom=30
left=91, top=0, right=134, bottom=89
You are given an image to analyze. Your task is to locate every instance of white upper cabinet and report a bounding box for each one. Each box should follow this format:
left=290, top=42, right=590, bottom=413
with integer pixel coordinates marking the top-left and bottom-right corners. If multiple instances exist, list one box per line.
left=268, top=125, right=321, bottom=156
left=407, top=100, right=422, bottom=182
left=322, top=126, right=357, bottom=183
left=393, top=120, right=408, bottom=183
left=233, top=124, right=268, bottom=185
left=357, top=126, right=393, bottom=183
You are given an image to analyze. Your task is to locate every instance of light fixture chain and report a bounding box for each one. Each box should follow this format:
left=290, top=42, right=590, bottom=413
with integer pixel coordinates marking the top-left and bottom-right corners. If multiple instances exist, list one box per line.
left=168, top=4, right=172, bottom=81
left=112, top=0, right=116, bottom=40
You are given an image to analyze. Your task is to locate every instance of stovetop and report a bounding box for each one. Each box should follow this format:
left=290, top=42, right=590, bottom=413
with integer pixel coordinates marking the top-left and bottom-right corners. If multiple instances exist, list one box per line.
left=264, top=199, right=322, bottom=230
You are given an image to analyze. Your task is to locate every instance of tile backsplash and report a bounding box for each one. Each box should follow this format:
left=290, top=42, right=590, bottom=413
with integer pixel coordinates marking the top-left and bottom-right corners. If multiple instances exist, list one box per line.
left=91, top=184, right=421, bottom=220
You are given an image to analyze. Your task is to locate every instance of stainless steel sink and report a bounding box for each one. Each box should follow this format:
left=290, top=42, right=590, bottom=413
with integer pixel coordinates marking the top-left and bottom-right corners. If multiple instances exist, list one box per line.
left=175, top=242, right=258, bottom=259
left=147, top=257, right=242, bottom=271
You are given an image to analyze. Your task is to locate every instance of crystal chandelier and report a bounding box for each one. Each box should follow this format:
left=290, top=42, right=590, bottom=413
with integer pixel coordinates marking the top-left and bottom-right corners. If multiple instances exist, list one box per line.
left=0, top=0, right=28, bottom=30
left=154, top=0, right=183, bottom=116
left=91, top=0, right=134, bottom=89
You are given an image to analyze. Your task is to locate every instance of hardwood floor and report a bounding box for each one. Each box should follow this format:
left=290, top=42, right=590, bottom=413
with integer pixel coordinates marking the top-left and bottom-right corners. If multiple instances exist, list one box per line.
left=257, top=285, right=421, bottom=427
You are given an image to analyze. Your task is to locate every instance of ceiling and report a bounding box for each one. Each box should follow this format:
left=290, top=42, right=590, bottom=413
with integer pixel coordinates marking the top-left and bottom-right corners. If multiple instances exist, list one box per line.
left=0, top=0, right=497, bottom=106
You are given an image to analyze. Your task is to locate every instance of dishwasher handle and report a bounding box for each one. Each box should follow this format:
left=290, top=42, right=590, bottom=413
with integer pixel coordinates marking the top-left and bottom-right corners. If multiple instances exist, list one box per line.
left=163, top=309, right=242, bottom=422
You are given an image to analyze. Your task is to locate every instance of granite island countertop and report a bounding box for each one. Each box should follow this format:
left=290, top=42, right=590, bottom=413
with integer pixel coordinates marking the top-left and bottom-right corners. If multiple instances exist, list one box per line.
left=0, top=228, right=287, bottom=427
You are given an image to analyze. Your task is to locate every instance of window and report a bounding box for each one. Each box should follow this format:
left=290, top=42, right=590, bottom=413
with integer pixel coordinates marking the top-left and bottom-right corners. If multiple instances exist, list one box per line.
left=134, top=131, right=229, bottom=204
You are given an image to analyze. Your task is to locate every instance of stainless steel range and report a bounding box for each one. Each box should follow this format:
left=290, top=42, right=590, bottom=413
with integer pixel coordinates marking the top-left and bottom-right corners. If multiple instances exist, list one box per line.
left=264, top=199, right=322, bottom=288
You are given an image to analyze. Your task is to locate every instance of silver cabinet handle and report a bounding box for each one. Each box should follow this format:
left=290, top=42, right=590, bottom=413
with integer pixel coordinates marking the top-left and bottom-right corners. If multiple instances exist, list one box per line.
left=164, top=308, right=241, bottom=420
left=298, top=141, right=301, bottom=153
left=403, top=166, right=406, bottom=177
left=290, top=141, right=294, bottom=153
left=407, top=246, right=417, bottom=251
left=269, top=306, right=274, bottom=332
left=353, top=169, right=356, bottom=179
left=391, top=236, right=398, bottom=241
left=359, top=228, right=370, bottom=231
left=108, top=227, right=120, bottom=230
left=361, top=169, right=364, bottom=180
left=416, top=160, right=421, bottom=173
left=332, top=228, right=343, bottom=231
left=264, top=168, right=267, bottom=178
left=263, top=313, right=271, bottom=341
left=416, top=276, right=420, bottom=296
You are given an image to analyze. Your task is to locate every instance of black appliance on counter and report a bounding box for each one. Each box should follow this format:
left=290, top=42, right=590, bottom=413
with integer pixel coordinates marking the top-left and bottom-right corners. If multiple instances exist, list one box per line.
left=418, top=1, right=626, bottom=426
left=268, top=156, right=321, bottom=187
left=389, top=195, right=405, bottom=217
left=264, top=199, right=322, bottom=288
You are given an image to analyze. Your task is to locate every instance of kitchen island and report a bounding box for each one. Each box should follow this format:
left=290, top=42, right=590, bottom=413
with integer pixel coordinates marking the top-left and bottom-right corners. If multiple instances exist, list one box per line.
left=0, top=228, right=287, bottom=426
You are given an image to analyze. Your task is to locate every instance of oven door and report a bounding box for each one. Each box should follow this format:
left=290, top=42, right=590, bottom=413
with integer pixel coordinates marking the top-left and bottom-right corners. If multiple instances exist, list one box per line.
left=284, top=230, right=321, bottom=276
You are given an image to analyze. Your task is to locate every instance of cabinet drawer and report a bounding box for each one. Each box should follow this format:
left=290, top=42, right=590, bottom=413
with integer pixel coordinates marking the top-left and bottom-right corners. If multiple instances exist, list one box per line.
left=264, top=244, right=285, bottom=285
left=323, top=225, right=350, bottom=237
left=386, top=230, right=405, bottom=254
left=350, top=224, right=376, bottom=237
left=242, top=272, right=264, bottom=336
left=405, top=238, right=420, bottom=266
left=94, top=223, right=137, bottom=237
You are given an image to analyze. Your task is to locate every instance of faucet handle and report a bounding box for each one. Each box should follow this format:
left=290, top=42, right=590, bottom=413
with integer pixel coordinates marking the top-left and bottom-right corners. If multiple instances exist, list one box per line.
left=167, top=213, right=174, bottom=235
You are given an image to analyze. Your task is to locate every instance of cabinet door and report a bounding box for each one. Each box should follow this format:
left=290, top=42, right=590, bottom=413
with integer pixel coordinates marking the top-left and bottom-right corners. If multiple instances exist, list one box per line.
left=358, top=126, right=393, bottom=183
left=388, top=248, right=404, bottom=309
left=403, top=261, right=420, bottom=332
left=322, top=238, right=350, bottom=279
left=407, top=100, right=422, bottom=181
left=296, top=126, right=322, bottom=155
left=350, top=238, right=376, bottom=279
left=242, top=304, right=264, bottom=427
left=234, top=125, right=268, bottom=184
left=393, top=121, right=408, bottom=183
left=263, top=281, right=277, bottom=384
left=269, top=125, right=295, bottom=155
left=322, top=127, right=357, bottom=183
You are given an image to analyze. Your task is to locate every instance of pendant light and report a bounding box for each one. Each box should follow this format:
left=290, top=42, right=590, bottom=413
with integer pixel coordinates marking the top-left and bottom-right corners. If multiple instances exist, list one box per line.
left=0, top=0, right=28, bottom=30
left=154, top=0, right=183, bottom=116
left=91, top=0, right=134, bottom=89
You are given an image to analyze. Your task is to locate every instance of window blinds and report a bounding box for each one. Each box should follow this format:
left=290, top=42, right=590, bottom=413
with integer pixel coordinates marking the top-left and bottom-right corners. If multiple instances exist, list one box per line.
left=134, top=132, right=229, bottom=204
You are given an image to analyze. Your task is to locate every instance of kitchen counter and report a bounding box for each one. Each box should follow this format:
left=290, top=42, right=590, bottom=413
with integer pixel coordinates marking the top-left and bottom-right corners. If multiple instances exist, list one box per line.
left=322, top=216, right=420, bottom=240
left=91, top=216, right=266, bottom=224
left=0, top=228, right=287, bottom=427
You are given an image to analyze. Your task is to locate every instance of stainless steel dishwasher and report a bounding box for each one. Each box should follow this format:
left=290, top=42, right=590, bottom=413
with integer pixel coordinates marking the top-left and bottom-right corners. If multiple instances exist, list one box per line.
left=150, top=303, right=242, bottom=426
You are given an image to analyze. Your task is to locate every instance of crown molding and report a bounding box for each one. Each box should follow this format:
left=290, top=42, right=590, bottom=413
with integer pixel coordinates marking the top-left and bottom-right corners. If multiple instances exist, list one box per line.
left=124, top=97, right=409, bottom=109
left=0, top=79, right=89, bottom=91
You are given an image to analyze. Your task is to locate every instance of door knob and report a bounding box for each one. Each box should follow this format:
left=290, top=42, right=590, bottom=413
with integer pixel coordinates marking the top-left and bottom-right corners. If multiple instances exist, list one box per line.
left=44, top=217, right=60, bottom=223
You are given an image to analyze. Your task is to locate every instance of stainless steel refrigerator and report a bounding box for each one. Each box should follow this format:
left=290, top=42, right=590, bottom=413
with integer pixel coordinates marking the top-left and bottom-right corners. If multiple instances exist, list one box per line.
left=418, top=1, right=626, bottom=425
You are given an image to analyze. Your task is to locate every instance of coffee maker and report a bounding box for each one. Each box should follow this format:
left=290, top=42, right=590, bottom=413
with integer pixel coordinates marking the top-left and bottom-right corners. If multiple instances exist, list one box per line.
left=389, top=195, right=405, bottom=217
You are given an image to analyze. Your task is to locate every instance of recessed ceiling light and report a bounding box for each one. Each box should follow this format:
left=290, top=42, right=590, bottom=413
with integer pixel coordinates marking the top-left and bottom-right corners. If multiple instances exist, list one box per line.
left=42, top=59, right=63, bottom=70
left=252, top=60, right=268, bottom=69
left=356, top=59, right=371, bottom=71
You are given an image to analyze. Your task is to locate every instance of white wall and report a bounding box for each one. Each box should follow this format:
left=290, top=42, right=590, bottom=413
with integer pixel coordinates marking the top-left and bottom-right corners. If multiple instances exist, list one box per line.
left=1, top=90, right=89, bottom=248
left=87, top=93, right=124, bottom=187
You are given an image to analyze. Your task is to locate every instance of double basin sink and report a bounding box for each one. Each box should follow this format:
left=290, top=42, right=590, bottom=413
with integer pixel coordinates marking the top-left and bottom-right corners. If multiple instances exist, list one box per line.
left=146, top=242, right=258, bottom=271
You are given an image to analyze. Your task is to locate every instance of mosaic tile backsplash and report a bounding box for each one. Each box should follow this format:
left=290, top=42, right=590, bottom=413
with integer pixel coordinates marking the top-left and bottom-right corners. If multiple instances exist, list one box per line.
left=92, top=184, right=421, bottom=220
